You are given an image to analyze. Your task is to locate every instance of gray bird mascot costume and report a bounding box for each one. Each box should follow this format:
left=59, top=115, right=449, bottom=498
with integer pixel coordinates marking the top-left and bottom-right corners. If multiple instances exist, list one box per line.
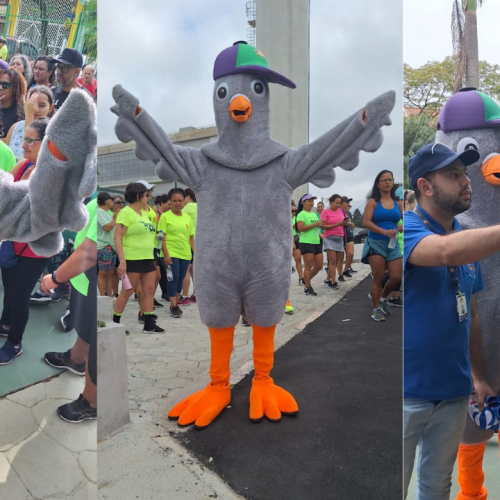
left=0, top=89, right=97, bottom=256
left=435, top=88, right=500, bottom=500
left=112, top=42, right=395, bottom=428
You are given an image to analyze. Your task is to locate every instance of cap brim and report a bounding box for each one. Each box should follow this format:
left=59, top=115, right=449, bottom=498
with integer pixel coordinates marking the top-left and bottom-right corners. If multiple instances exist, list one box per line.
left=55, top=57, right=76, bottom=66
left=222, top=65, right=296, bottom=89
left=430, top=148, right=481, bottom=173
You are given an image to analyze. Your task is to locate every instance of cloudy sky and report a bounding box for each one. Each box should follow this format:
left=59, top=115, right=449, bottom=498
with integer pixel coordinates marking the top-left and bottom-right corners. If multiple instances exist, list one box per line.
left=404, top=1, right=500, bottom=68
left=98, top=0, right=403, bottom=213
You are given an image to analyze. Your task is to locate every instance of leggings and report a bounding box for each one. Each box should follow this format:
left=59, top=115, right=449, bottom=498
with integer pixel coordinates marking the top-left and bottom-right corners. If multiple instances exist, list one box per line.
left=1, top=256, right=51, bottom=345
left=167, top=258, right=190, bottom=298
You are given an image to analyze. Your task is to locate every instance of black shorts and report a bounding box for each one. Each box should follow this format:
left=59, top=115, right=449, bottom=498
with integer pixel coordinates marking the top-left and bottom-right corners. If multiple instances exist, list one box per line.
left=345, top=233, right=354, bottom=245
left=126, top=259, right=156, bottom=274
left=299, top=243, right=323, bottom=256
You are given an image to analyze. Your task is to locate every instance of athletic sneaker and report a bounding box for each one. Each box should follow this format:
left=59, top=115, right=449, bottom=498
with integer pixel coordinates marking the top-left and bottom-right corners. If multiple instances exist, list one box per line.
left=368, top=292, right=372, bottom=300
left=299, top=278, right=305, bottom=286
left=30, top=290, right=52, bottom=304
left=242, top=318, right=251, bottom=326
left=284, top=303, right=294, bottom=315
left=143, top=323, right=165, bottom=333
left=45, top=349, right=85, bottom=376
left=170, top=306, right=183, bottom=318
left=189, top=294, right=197, bottom=303
left=60, top=308, right=73, bottom=332
left=304, top=287, right=317, bottom=296
left=161, top=293, right=169, bottom=301
left=0, top=341, right=22, bottom=365
left=324, top=279, right=332, bottom=287
left=388, top=297, right=403, bottom=307
left=343, top=271, right=353, bottom=278
left=153, top=299, right=164, bottom=308
left=134, top=294, right=138, bottom=301
left=348, top=268, right=358, bottom=274
left=51, top=283, right=70, bottom=302
left=58, top=394, right=97, bottom=423
left=338, top=275, right=345, bottom=282
left=371, top=308, right=386, bottom=322
left=0, top=324, right=10, bottom=338
left=380, top=300, right=392, bottom=316
left=138, top=313, right=157, bottom=323
left=327, top=281, right=339, bottom=290
left=177, top=296, right=191, bottom=306
left=324, top=266, right=329, bottom=273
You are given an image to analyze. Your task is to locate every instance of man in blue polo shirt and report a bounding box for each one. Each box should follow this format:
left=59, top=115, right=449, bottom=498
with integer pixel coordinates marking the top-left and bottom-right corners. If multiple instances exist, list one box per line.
left=404, top=143, right=499, bottom=500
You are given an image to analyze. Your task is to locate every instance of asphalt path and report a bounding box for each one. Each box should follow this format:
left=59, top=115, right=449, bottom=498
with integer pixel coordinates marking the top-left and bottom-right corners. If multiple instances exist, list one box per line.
left=177, top=276, right=403, bottom=500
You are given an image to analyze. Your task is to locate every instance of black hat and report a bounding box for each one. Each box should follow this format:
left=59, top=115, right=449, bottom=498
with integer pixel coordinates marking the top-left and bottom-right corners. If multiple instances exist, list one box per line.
left=341, top=196, right=353, bottom=203
left=55, top=48, right=83, bottom=68
left=97, top=192, right=113, bottom=204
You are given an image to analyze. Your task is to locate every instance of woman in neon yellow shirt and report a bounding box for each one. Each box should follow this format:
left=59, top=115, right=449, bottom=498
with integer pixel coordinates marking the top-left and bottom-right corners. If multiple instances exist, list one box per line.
left=113, top=183, right=164, bottom=333
left=157, top=188, right=195, bottom=318
left=180, top=187, right=197, bottom=304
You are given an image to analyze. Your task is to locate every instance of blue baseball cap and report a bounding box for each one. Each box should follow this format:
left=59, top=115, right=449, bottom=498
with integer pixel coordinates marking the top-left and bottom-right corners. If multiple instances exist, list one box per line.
left=408, top=143, right=480, bottom=189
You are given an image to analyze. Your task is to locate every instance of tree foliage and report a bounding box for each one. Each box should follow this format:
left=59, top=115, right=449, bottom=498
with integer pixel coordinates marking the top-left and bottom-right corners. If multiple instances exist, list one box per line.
left=352, top=208, right=363, bottom=228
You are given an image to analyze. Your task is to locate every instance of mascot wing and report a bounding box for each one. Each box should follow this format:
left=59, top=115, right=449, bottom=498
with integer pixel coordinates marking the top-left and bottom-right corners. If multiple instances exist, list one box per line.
left=284, top=91, right=395, bottom=189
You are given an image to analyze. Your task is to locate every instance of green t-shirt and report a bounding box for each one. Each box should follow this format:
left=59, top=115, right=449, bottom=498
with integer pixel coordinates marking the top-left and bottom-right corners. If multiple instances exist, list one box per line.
left=297, top=210, right=320, bottom=244
left=292, top=215, right=297, bottom=237
left=142, top=206, right=157, bottom=245
left=116, top=206, right=155, bottom=260
left=0, top=45, right=7, bottom=61
left=0, top=140, right=16, bottom=172
left=315, top=211, right=324, bottom=235
left=182, top=202, right=198, bottom=231
left=70, top=199, right=97, bottom=296
left=157, top=210, right=195, bottom=261
left=97, top=207, right=115, bottom=250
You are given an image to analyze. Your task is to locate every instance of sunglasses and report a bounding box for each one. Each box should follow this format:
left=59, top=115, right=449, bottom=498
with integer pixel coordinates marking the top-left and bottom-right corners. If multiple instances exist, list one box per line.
left=379, top=178, right=394, bottom=183
left=114, top=200, right=124, bottom=205
left=0, top=82, right=12, bottom=90
left=23, top=137, right=42, bottom=146
left=56, top=64, right=76, bottom=73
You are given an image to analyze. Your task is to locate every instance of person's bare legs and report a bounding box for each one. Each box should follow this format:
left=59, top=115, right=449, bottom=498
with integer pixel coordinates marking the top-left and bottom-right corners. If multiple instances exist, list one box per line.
left=114, top=272, right=141, bottom=314
left=310, top=253, right=324, bottom=283
left=368, top=255, right=386, bottom=308
left=136, top=280, right=144, bottom=315
left=381, top=258, right=402, bottom=300
left=139, top=271, right=156, bottom=314
left=182, top=264, right=192, bottom=297
left=105, top=270, right=114, bottom=297
left=293, top=248, right=303, bottom=280
left=326, top=249, right=337, bottom=283
left=112, top=269, right=119, bottom=296
left=344, top=243, right=354, bottom=273
left=70, top=336, right=89, bottom=364
left=97, top=269, right=107, bottom=296
left=302, top=253, right=314, bottom=288
left=336, top=250, right=344, bottom=279
left=82, top=360, right=97, bottom=409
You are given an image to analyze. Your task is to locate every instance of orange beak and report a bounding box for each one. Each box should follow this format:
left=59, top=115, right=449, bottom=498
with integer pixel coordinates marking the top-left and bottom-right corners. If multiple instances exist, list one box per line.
left=481, top=153, right=500, bottom=186
left=229, top=95, right=252, bottom=123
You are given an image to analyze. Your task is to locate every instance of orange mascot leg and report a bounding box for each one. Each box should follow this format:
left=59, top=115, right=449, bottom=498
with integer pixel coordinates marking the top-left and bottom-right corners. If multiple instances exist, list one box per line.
left=455, top=442, right=487, bottom=500
left=168, top=326, right=234, bottom=429
left=249, top=325, right=299, bottom=422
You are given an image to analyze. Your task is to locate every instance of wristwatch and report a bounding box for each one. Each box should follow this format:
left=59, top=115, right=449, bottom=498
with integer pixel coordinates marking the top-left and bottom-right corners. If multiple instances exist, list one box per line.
left=52, top=270, right=63, bottom=286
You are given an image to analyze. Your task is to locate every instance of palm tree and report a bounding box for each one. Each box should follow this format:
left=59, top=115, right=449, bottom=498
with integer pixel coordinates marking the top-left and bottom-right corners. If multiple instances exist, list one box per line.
left=452, top=0, right=484, bottom=92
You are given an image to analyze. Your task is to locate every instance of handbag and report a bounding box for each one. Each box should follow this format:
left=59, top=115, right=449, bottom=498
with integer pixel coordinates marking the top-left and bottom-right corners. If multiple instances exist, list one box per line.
left=0, top=241, right=29, bottom=269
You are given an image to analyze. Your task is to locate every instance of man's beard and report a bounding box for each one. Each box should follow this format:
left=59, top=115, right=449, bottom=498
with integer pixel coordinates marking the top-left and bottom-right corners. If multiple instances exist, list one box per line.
left=432, top=183, right=471, bottom=215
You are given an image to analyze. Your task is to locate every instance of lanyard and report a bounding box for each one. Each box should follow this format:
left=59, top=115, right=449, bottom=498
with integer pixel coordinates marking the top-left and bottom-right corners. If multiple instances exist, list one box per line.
left=413, top=207, right=463, bottom=296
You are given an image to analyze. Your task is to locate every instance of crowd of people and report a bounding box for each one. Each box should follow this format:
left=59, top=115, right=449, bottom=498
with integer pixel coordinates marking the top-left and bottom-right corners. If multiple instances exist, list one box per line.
left=0, top=45, right=97, bottom=423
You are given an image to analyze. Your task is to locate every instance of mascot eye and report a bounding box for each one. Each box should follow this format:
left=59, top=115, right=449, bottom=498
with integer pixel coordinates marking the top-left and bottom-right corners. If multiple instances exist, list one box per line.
left=457, top=137, right=479, bottom=154
left=251, top=79, right=266, bottom=96
left=216, top=82, right=228, bottom=100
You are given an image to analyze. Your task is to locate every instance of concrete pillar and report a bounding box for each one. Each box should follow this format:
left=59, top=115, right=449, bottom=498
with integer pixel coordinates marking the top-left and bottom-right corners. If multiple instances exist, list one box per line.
left=97, top=296, right=130, bottom=440
left=256, top=0, right=310, bottom=203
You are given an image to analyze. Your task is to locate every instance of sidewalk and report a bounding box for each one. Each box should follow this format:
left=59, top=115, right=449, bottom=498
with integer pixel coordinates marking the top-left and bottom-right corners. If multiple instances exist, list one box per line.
left=0, top=372, right=97, bottom=499
left=98, top=259, right=372, bottom=499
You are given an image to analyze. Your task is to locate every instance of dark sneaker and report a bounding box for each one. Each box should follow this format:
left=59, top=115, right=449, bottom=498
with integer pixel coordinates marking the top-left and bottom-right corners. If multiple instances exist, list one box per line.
left=343, top=271, right=353, bottom=278
left=388, top=297, right=403, bottom=307
left=134, top=294, right=138, bottom=301
left=380, top=300, right=392, bottom=316
left=161, top=293, right=169, bottom=301
left=324, top=266, right=329, bottom=273
left=292, top=266, right=296, bottom=274
left=0, top=341, right=22, bottom=365
left=189, top=294, right=197, bottom=303
left=242, top=317, right=251, bottom=327
left=153, top=299, right=164, bottom=308
left=45, top=349, right=85, bottom=376
left=138, top=313, right=157, bottom=323
left=371, top=308, right=386, bottom=322
left=299, top=278, right=305, bottom=286
left=170, top=306, right=183, bottom=318
left=348, top=268, right=358, bottom=274
left=30, top=290, right=52, bottom=304
left=304, top=287, right=317, bottom=296
left=143, top=323, right=165, bottom=333
left=324, top=279, right=332, bottom=287
left=51, top=283, right=70, bottom=302
left=327, top=281, right=339, bottom=290
left=338, top=275, right=345, bottom=282
left=0, top=324, right=10, bottom=338
left=60, top=308, right=73, bottom=332
left=58, top=394, right=97, bottom=423
left=177, top=296, right=190, bottom=306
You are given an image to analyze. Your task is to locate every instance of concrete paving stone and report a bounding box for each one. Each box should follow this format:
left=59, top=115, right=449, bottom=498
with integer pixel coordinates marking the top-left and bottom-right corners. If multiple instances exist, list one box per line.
left=70, top=480, right=97, bottom=500
left=32, top=399, right=97, bottom=453
left=165, top=359, right=199, bottom=371
left=150, top=346, right=177, bottom=354
left=128, top=386, right=170, bottom=403
left=0, top=399, right=38, bottom=452
left=77, top=450, right=97, bottom=483
left=232, top=336, right=251, bottom=347
left=186, top=351, right=212, bottom=362
left=127, top=376, right=155, bottom=391
left=155, top=353, right=186, bottom=363
left=140, top=365, right=179, bottom=380
left=5, top=432, right=84, bottom=499
left=153, top=377, right=195, bottom=390
left=45, top=372, right=85, bottom=401
left=126, top=354, right=159, bottom=364
left=6, top=382, right=46, bottom=408
left=0, top=452, right=31, bottom=500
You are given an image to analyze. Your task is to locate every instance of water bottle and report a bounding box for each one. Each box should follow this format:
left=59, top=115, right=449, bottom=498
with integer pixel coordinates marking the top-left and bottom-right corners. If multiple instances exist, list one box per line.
left=156, top=230, right=163, bottom=250
left=388, top=237, right=397, bottom=249
left=166, top=265, right=173, bottom=281
left=121, top=273, right=133, bottom=291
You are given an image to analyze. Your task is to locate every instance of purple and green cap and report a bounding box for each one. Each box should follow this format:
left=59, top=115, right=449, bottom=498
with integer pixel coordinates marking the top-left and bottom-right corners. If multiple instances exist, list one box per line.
left=437, top=88, right=500, bottom=132
left=213, top=41, right=296, bottom=89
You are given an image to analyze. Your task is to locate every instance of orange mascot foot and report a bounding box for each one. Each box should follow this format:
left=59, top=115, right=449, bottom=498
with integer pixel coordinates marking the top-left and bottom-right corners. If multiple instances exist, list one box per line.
left=249, top=324, right=299, bottom=422
left=168, top=382, right=231, bottom=429
left=168, top=326, right=235, bottom=429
